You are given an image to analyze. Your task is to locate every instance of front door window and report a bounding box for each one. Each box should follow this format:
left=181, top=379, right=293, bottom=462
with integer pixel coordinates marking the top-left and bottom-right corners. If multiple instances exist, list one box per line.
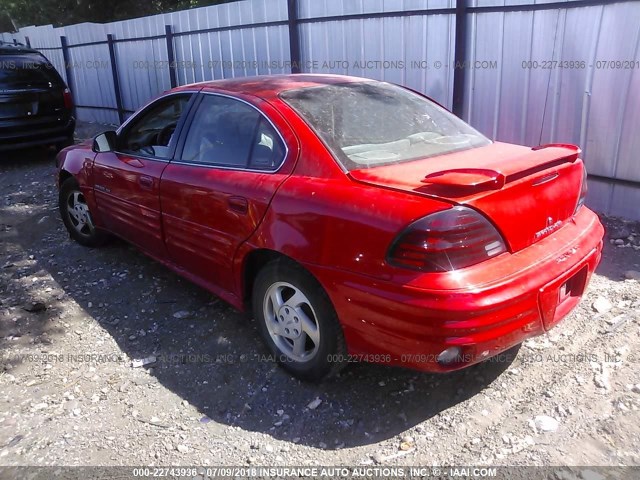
left=119, top=94, right=192, bottom=159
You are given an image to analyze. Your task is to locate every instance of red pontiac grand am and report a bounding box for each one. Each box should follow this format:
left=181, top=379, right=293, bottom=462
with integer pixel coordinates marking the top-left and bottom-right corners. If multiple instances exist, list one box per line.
left=56, top=74, right=604, bottom=381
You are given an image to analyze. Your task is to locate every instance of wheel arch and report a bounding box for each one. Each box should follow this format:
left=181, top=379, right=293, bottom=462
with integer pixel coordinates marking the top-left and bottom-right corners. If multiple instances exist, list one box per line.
left=240, top=248, right=329, bottom=314
left=58, top=169, right=74, bottom=187
left=241, top=248, right=293, bottom=309
left=241, top=246, right=348, bottom=381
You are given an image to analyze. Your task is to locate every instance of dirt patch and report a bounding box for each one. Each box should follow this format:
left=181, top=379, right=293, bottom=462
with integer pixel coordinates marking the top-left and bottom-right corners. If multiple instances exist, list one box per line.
left=1, top=148, right=639, bottom=467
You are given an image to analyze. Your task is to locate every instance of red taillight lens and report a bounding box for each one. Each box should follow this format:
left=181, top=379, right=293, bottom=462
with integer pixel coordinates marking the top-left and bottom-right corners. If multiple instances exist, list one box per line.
left=387, top=206, right=507, bottom=272
left=63, top=88, right=74, bottom=110
left=575, top=164, right=588, bottom=213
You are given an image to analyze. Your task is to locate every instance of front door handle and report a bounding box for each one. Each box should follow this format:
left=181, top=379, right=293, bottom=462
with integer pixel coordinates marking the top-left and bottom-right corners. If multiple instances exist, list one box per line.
left=228, top=196, right=248, bottom=214
left=139, top=175, right=154, bottom=189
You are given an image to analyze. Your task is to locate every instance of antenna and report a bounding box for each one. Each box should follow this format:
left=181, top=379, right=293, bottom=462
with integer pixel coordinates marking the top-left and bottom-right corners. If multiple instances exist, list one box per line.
left=539, top=9, right=561, bottom=146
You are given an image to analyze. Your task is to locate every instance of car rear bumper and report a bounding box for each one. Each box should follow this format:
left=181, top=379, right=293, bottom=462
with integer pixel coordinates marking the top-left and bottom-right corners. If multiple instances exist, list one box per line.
left=308, top=207, right=604, bottom=373
left=0, top=117, right=75, bottom=151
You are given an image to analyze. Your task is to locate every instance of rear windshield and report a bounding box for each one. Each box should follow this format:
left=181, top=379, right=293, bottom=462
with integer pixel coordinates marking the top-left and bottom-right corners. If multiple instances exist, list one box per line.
left=280, top=81, right=490, bottom=171
left=0, top=54, right=63, bottom=88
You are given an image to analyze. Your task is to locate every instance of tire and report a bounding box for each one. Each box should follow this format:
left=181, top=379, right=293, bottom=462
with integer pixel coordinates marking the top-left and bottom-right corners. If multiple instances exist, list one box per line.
left=59, top=177, right=109, bottom=247
left=252, top=259, right=347, bottom=382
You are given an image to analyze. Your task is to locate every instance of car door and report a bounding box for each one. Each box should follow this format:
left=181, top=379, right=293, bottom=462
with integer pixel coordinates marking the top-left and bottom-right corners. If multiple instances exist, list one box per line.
left=93, top=93, right=195, bottom=259
left=160, top=92, right=295, bottom=294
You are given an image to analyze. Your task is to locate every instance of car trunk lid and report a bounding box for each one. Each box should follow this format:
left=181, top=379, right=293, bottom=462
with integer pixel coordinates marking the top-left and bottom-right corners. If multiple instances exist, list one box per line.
left=348, top=142, right=584, bottom=253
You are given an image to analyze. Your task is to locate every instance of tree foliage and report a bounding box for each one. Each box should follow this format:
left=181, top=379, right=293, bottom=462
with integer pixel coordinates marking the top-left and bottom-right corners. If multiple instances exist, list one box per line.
left=0, top=0, right=232, bottom=31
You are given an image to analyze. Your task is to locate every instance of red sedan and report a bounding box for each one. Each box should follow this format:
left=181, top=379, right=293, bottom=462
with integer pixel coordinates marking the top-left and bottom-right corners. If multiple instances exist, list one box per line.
left=56, top=74, right=604, bottom=381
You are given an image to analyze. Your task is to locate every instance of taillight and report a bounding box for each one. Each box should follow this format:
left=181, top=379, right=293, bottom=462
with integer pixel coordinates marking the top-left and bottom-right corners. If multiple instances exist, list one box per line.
left=63, top=88, right=74, bottom=110
left=575, top=164, right=588, bottom=213
left=387, top=206, right=507, bottom=272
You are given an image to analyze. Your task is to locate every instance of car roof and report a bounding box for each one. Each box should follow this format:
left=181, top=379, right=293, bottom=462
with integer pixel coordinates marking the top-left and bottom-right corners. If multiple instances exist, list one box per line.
left=0, top=42, right=41, bottom=55
left=178, top=74, right=372, bottom=101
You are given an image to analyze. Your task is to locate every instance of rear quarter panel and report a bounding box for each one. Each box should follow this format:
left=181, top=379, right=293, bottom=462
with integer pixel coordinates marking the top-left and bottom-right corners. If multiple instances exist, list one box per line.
left=236, top=173, right=452, bottom=282
left=233, top=172, right=452, bottom=357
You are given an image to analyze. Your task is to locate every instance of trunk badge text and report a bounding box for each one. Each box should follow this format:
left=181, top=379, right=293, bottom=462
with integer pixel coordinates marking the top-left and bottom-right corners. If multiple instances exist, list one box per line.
left=556, top=246, right=579, bottom=263
left=535, top=217, right=563, bottom=240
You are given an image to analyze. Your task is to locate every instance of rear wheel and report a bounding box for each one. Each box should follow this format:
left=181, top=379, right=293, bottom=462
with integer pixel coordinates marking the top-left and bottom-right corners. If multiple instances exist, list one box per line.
left=59, top=177, right=109, bottom=247
left=252, top=260, right=347, bottom=381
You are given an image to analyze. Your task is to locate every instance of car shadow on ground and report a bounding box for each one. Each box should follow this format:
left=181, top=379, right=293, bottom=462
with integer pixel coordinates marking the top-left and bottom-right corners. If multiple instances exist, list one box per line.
left=5, top=147, right=634, bottom=450
left=8, top=211, right=516, bottom=451
left=12, top=147, right=629, bottom=450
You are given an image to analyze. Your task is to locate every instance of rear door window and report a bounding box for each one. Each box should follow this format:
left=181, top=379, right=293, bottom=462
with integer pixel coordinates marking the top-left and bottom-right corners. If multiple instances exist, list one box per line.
left=180, top=94, right=286, bottom=171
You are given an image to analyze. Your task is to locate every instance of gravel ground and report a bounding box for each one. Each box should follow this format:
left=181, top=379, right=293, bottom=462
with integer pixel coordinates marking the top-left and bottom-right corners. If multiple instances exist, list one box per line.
left=1, top=143, right=640, bottom=468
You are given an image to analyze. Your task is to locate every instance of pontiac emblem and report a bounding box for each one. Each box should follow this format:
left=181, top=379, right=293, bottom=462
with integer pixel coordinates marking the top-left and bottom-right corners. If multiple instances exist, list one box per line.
left=535, top=217, right=562, bottom=240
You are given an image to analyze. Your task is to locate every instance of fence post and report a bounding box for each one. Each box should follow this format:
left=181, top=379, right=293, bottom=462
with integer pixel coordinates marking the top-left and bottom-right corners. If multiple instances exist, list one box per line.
left=106, top=34, right=125, bottom=124
left=25, top=36, right=31, bottom=48
left=287, top=0, right=301, bottom=74
left=452, top=0, right=468, bottom=118
left=165, top=25, right=178, bottom=88
left=60, top=36, right=76, bottom=118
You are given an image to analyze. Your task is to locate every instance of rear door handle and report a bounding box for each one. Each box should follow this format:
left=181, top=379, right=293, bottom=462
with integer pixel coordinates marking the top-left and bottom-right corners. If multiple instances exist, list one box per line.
left=139, top=175, right=154, bottom=189
left=228, top=196, right=248, bottom=214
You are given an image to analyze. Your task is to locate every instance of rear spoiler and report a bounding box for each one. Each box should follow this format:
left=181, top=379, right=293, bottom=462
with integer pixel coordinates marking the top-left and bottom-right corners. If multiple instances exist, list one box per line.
left=421, top=144, right=581, bottom=193
left=531, top=143, right=581, bottom=158
left=421, top=168, right=505, bottom=192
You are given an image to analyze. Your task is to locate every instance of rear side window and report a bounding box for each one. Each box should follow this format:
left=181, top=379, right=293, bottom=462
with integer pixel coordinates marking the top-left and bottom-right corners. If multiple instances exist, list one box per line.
left=0, top=54, right=63, bottom=88
left=181, top=94, right=285, bottom=171
left=249, top=117, right=286, bottom=170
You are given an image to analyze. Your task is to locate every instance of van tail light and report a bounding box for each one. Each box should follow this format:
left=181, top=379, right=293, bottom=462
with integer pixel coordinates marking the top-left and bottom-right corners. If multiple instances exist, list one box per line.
left=575, top=164, right=588, bottom=213
left=387, top=206, right=507, bottom=272
left=63, top=88, right=74, bottom=110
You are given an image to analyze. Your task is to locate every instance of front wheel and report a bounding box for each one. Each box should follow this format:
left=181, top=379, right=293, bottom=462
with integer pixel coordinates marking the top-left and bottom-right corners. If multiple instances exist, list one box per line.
left=59, top=177, right=109, bottom=247
left=252, top=260, right=347, bottom=381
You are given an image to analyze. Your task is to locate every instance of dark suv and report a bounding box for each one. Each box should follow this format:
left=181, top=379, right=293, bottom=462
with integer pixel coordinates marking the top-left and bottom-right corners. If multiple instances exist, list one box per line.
left=0, top=42, right=75, bottom=152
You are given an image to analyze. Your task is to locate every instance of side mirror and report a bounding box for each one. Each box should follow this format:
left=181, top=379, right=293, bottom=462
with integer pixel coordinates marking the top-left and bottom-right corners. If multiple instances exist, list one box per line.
left=93, top=130, right=117, bottom=153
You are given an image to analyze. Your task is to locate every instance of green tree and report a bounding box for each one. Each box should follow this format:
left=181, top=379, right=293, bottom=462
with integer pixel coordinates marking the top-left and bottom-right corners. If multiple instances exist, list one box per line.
left=0, top=0, right=233, bottom=31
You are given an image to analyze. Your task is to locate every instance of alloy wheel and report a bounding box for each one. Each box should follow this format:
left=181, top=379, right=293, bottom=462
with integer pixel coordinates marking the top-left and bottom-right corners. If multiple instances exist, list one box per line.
left=263, top=281, right=320, bottom=362
left=66, top=190, right=95, bottom=238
